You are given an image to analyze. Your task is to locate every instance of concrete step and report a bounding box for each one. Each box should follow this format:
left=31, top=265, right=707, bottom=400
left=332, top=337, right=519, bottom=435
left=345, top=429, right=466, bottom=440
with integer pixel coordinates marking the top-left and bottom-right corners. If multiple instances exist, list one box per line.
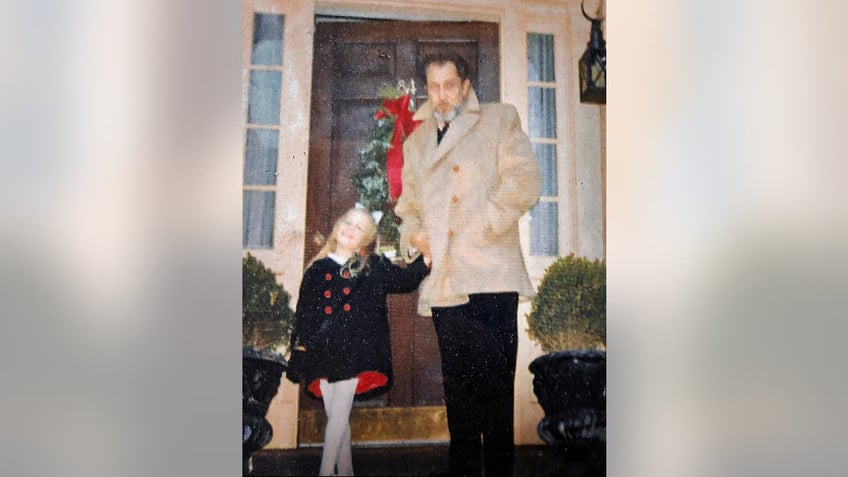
left=247, top=444, right=601, bottom=476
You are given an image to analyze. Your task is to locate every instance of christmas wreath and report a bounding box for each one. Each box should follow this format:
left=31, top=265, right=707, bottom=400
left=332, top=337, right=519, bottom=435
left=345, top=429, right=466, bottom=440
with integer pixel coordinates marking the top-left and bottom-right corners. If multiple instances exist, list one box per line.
left=350, top=80, right=421, bottom=253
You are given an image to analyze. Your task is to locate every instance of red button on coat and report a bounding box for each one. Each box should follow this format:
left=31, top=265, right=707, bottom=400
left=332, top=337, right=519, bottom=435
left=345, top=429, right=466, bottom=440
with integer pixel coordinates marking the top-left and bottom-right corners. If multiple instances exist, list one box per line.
left=343, top=287, right=351, bottom=295
left=343, top=303, right=351, bottom=312
left=324, top=306, right=332, bottom=315
left=325, top=273, right=332, bottom=281
left=342, top=271, right=350, bottom=278
left=324, top=290, right=331, bottom=298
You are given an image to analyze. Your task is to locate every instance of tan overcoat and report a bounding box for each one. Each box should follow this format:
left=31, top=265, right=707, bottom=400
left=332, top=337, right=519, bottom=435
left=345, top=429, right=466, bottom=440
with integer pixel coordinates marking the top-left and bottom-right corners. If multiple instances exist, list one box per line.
left=395, top=88, right=542, bottom=316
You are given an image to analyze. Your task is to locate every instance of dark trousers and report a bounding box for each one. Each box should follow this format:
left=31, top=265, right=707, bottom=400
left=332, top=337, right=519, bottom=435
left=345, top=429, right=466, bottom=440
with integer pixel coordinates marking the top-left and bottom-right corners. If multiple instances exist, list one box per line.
left=432, top=293, right=518, bottom=477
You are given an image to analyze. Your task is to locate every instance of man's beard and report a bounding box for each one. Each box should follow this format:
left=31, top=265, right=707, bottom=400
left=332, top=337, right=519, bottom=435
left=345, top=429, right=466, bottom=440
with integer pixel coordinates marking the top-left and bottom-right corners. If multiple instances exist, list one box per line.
left=433, top=100, right=464, bottom=123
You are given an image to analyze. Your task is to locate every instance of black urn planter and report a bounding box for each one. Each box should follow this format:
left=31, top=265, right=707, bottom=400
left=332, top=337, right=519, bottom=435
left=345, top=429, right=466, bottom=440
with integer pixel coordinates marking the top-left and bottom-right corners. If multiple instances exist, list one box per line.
left=529, top=350, right=606, bottom=472
left=243, top=347, right=287, bottom=473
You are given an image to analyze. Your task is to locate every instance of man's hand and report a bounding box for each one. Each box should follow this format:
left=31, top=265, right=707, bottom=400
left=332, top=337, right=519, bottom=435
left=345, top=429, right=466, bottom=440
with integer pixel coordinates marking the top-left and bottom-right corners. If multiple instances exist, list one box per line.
left=410, top=230, right=431, bottom=266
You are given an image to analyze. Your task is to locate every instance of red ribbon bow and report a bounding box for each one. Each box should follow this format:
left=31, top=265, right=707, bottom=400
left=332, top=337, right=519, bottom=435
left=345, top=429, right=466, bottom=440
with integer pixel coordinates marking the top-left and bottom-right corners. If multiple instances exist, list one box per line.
left=374, top=95, right=422, bottom=202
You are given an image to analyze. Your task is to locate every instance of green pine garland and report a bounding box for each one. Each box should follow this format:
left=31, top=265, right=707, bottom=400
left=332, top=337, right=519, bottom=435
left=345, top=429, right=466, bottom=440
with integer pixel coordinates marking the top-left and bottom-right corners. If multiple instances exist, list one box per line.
left=350, top=85, right=414, bottom=252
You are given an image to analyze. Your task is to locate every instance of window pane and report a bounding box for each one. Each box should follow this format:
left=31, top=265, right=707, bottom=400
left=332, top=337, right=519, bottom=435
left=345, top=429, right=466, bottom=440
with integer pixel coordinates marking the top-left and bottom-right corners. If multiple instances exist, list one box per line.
left=528, top=87, right=557, bottom=139
left=530, top=201, right=558, bottom=256
left=252, top=13, right=284, bottom=66
left=244, top=128, right=278, bottom=186
left=243, top=190, right=275, bottom=248
left=527, top=33, right=555, bottom=82
left=248, top=70, right=281, bottom=125
left=532, top=143, right=557, bottom=196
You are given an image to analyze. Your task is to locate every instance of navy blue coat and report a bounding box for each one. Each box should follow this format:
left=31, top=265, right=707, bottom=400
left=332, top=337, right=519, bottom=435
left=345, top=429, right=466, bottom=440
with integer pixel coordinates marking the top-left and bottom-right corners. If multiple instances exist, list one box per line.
left=291, top=253, right=429, bottom=400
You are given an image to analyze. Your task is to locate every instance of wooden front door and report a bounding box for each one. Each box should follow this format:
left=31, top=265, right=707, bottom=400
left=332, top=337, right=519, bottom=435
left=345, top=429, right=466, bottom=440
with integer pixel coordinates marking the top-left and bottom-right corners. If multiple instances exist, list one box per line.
left=302, top=18, right=499, bottom=444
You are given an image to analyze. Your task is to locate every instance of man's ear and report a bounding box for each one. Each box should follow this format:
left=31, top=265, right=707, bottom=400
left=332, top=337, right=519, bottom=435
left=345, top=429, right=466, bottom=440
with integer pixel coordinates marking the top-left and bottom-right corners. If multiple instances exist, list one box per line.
left=462, top=78, right=471, bottom=95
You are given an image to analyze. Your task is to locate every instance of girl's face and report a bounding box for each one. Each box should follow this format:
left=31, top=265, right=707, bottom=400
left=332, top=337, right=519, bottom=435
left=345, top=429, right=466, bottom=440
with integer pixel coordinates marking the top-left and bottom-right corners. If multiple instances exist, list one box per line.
left=334, top=211, right=371, bottom=256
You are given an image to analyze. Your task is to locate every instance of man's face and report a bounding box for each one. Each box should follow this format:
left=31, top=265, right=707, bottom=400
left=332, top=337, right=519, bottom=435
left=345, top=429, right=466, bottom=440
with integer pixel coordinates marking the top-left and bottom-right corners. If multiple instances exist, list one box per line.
left=425, top=62, right=471, bottom=122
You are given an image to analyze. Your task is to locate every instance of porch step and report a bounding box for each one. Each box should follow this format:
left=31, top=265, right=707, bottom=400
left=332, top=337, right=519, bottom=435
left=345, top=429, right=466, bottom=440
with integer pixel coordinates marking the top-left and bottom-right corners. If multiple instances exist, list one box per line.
left=247, top=444, right=600, bottom=476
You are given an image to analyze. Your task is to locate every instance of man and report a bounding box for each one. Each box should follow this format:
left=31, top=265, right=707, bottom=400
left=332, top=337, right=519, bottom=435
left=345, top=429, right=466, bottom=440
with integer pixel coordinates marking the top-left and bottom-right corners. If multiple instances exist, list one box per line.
left=395, top=54, right=541, bottom=477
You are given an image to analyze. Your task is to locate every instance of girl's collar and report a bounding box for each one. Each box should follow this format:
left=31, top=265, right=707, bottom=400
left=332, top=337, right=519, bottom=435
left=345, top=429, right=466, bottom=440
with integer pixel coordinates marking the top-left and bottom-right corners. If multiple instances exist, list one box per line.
left=328, top=252, right=350, bottom=265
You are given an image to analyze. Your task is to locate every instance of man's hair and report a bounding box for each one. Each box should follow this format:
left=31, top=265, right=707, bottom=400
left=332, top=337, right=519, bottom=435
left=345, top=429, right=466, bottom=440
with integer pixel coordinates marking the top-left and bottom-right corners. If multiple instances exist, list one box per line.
left=419, top=53, right=472, bottom=83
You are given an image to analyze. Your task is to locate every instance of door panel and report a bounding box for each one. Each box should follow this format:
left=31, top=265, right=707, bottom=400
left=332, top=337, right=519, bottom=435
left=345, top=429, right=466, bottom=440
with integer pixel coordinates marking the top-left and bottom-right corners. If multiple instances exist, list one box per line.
left=302, top=18, right=499, bottom=443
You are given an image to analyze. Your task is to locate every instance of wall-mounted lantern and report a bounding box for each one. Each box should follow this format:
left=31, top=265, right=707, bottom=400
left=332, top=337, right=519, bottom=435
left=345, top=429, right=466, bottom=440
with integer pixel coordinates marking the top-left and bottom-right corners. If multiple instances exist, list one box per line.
left=579, top=1, right=606, bottom=104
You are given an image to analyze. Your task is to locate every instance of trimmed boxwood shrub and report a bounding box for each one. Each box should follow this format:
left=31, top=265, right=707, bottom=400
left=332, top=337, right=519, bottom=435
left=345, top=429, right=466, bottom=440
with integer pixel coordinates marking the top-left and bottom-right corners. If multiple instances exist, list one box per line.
left=527, top=254, right=606, bottom=353
left=243, top=253, right=295, bottom=353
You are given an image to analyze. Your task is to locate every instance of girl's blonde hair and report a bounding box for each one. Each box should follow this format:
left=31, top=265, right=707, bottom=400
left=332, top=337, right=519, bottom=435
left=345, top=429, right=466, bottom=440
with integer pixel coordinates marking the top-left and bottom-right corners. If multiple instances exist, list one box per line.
left=308, top=207, right=378, bottom=269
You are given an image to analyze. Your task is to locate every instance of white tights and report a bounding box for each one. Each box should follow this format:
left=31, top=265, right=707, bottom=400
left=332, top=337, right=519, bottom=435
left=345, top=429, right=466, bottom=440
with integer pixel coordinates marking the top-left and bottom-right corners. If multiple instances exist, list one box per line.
left=318, top=377, right=359, bottom=476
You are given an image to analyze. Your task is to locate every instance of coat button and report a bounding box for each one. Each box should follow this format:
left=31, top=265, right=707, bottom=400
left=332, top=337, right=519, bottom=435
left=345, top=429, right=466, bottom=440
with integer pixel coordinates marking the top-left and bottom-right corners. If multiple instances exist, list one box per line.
left=451, top=195, right=458, bottom=203
left=342, top=270, right=350, bottom=278
left=324, top=290, right=331, bottom=298
left=324, top=306, right=332, bottom=315
left=448, top=229, right=454, bottom=238
left=325, top=273, right=332, bottom=281
left=343, top=287, right=351, bottom=295
left=343, top=303, right=351, bottom=312
left=452, top=164, right=460, bottom=173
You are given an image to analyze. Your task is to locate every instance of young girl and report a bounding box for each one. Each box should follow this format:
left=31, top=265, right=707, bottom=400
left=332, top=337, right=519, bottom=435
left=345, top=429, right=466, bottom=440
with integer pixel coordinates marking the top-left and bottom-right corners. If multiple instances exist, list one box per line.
left=288, top=206, right=430, bottom=476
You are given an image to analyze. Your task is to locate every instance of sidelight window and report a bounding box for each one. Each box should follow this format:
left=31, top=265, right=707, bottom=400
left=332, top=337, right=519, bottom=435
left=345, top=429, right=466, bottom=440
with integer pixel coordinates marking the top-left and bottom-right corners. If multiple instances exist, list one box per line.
left=527, top=33, right=559, bottom=256
left=243, top=13, right=284, bottom=249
